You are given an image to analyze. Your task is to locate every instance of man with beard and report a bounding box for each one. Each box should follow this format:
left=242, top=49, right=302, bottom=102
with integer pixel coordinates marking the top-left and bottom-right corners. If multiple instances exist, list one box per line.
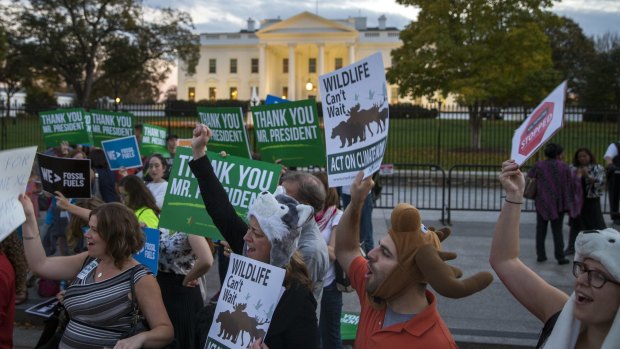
left=336, top=172, right=485, bottom=348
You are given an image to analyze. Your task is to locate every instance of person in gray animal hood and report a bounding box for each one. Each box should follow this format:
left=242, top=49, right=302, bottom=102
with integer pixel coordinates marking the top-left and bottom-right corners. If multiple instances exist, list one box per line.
left=190, top=124, right=319, bottom=349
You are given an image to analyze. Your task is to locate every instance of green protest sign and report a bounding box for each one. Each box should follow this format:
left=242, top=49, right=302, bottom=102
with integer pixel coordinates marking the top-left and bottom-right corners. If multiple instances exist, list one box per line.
left=251, top=99, right=325, bottom=167
left=158, top=147, right=282, bottom=239
left=39, top=108, right=93, bottom=148
left=140, top=123, right=169, bottom=157
left=197, top=106, right=251, bottom=158
left=340, top=312, right=360, bottom=341
left=89, top=109, right=134, bottom=147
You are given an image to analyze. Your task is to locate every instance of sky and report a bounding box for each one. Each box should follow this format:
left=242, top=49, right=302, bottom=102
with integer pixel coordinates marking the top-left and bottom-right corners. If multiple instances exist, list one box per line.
left=145, top=0, right=620, bottom=92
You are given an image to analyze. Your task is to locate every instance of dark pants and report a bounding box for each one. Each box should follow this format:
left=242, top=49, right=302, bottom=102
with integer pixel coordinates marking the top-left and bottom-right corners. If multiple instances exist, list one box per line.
left=341, top=193, right=374, bottom=255
left=567, top=197, right=607, bottom=252
left=608, top=173, right=620, bottom=221
left=536, top=213, right=565, bottom=261
left=157, top=271, right=201, bottom=349
left=319, top=281, right=343, bottom=349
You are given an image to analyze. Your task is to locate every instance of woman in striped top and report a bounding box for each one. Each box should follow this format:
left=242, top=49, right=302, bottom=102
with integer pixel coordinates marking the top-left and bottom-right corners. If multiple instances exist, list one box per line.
left=19, top=196, right=173, bottom=349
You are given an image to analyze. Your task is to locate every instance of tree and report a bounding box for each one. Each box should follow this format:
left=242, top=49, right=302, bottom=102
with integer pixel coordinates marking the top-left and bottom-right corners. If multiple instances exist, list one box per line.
left=91, top=37, right=168, bottom=103
left=542, top=14, right=596, bottom=102
left=0, top=27, right=33, bottom=116
left=3, top=0, right=199, bottom=106
left=388, top=0, right=558, bottom=148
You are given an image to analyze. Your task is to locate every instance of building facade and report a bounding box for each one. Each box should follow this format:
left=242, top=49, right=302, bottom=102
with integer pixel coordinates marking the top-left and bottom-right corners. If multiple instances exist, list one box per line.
left=177, top=11, right=414, bottom=104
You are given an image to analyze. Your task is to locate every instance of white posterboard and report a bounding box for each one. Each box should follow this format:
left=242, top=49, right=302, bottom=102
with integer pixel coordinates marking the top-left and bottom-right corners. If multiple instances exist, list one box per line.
left=319, top=52, right=389, bottom=187
left=511, top=81, right=567, bottom=165
left=0, top=146, right=37, bottom=242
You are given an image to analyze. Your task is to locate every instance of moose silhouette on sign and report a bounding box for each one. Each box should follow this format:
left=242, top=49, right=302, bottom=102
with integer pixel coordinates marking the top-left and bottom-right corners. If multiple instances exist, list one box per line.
left=330, top=101, right=389, bottom=148
left=216, top=302, right=270, bottom=347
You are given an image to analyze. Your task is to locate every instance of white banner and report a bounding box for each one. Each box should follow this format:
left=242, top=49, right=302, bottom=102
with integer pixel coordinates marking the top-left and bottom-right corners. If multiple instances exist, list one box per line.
left=0, top=146, right=37, bottom=242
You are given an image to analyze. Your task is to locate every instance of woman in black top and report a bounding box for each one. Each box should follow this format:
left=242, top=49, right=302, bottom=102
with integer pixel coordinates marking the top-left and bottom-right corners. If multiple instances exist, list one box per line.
left=189, top=124, right=319, bottom=349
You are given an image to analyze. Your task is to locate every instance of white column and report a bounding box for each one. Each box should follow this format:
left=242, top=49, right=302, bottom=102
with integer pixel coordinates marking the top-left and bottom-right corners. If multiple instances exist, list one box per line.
left=288, top=44, right=296, bottom=101
left=259, top=44, right=267, bottom=98
left=318, top=43, right=325, bottom=76
left=348, top=43, right=356, bottom=64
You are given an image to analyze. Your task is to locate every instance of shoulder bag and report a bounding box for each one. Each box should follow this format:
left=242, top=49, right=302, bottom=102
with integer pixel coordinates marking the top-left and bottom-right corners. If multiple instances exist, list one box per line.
left=119, top=267, right=150, bottom=339
left=524, top=177, right=537, bottom=199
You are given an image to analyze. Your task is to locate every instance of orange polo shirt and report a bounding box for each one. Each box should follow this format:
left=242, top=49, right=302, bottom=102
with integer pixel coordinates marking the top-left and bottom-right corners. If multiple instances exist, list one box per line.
left=349, top=256, right=457, bottom=349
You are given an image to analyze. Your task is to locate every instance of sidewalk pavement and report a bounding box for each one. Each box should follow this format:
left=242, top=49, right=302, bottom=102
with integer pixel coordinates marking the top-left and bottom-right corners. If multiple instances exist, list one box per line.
left=15, top=207, right=608, bottom=348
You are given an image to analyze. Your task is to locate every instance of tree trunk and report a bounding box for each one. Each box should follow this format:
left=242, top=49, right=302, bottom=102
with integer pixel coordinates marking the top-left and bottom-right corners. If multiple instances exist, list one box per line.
left=468, top=103, right=482, bottom=149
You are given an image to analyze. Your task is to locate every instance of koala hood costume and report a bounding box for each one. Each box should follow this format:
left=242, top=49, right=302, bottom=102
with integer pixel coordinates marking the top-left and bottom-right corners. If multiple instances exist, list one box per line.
left=542, top=228, right=620, bottom=349
left=246, top=186, right=314, bottom=268
left=368, top=203, right=494, bottom=309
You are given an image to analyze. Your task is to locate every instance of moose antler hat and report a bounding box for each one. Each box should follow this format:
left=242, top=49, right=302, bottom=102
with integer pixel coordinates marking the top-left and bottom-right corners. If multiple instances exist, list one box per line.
left=368, top=203, right=494, bottom=309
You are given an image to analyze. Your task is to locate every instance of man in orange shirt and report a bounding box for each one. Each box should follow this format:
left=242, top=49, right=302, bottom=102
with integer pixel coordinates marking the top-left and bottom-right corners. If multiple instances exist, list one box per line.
left=336, top=172, right=491, bottom=348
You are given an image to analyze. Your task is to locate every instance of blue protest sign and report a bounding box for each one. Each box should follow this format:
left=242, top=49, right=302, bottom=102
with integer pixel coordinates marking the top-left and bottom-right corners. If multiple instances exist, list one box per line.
left=264, top=94, right=289, bottom=105
left=133, top=227, right=160, bottom=276
left=100, top=135, right=142, bottom=170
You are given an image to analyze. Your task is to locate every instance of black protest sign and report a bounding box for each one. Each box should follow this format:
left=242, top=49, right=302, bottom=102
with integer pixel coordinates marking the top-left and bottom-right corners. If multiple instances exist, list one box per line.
left=37, top=153, right=91, bottom=199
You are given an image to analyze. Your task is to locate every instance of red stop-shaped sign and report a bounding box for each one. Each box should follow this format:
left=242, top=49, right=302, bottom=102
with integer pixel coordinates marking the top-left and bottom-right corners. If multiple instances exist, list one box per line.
left=519, top=102, right=554, bottom=156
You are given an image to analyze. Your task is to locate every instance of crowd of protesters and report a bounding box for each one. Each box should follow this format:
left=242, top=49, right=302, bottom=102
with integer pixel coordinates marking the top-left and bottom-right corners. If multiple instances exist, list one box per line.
left=3, top=131, right=618, bottom=349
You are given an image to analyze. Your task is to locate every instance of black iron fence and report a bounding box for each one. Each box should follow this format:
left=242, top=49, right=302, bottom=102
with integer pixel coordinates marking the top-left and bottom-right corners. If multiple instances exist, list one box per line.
left=373, top=164, right=610, bottom=225
left=1, top=102, right=616, bottom=169
left=0, top=102, right=614, bottom=221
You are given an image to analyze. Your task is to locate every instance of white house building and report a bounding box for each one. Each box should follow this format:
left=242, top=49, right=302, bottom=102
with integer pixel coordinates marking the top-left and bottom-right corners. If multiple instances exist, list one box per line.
left=177, top=11, right=417, bottom=104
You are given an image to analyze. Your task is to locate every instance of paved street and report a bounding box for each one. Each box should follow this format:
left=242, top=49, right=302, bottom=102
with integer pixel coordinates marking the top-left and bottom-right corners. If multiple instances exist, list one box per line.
left=14, top=206, right=609, bottom=348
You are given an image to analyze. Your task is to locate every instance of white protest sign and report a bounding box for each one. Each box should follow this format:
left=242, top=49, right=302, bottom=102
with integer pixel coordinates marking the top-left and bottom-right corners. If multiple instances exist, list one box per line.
left=319, top=52, right=389, bottom=187
left=0, top=146, right=37, bottom=242
left=511, top=81, right=567, bottom=165
left=205, top=253, right=285, bottom=349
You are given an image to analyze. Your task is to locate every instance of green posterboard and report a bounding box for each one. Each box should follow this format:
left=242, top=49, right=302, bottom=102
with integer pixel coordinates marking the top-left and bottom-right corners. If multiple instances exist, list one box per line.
left=140, top=123, right=169, bottom=157
left=197, top=106, right=251, bottom=158
left=251, top=99, right=325, bottom=167
left=89, top=109, right=134, bottom=147
left=340, top=312, right=359, bottom=341
left=158, top=147, right=282, bottom=239
left=39, top=108, right=92, bottom=147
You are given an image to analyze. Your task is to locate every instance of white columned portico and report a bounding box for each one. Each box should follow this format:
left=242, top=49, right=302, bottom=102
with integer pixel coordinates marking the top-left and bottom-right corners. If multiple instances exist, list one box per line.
left=348, top=43, right=356, bottom=64
left=259, top=44, right=267, bottom=98
left=288, top=44, right=296, bottom=100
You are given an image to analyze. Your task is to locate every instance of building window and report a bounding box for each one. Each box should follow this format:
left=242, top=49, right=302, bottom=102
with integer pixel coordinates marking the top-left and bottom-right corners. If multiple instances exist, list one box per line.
left=308, top=58, right=316, bottom=73
left=251, top=58, right=259, bottom=73
left=209, top=87, right=216, bottom=101
left=335, top=57, right=343, bottom=70
left=230, top=59, right=237, bottom=74
left=188, top=87, right=196, bottom=102
left=230, top=87, right=238, bottom=100
left=283, top=58, right=289, bottom=73
left=209, top=59, right=216, bottom=74
left=282, top=87, right=288, bottom=100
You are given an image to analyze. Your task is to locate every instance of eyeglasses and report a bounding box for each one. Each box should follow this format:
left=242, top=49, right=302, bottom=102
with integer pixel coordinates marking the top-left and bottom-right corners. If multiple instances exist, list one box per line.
left=573, top=261, right=620, bottom=288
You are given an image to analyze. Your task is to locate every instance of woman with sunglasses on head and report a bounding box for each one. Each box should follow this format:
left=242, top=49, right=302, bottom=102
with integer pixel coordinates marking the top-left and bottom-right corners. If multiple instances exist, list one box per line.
left=491, top=160, right=620, bottom=349
left=18, top=195, right=173, bottom=349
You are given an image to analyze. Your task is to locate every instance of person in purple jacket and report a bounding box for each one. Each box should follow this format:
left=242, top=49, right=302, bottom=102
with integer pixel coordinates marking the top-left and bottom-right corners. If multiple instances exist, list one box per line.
left=527, top=143, right=579, bottom=265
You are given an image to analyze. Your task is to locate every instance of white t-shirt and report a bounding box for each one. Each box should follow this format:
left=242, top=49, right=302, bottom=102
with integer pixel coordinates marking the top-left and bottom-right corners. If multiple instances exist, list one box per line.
left=147, top=181, right=168, bottom=209
left=320, top=210, right=343, bottom=286
left=604, top=143, right=618, bottom=160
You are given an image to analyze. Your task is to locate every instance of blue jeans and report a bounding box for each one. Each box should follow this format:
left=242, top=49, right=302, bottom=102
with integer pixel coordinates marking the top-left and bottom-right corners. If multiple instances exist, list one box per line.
left=319, top=281, right=343, bottom=349
left=341, top=192, right=374, bottom=254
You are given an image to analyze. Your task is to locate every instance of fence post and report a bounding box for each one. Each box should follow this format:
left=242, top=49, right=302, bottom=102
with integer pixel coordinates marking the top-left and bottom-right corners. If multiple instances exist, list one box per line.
left=0, top=99, right=6, bottom=150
